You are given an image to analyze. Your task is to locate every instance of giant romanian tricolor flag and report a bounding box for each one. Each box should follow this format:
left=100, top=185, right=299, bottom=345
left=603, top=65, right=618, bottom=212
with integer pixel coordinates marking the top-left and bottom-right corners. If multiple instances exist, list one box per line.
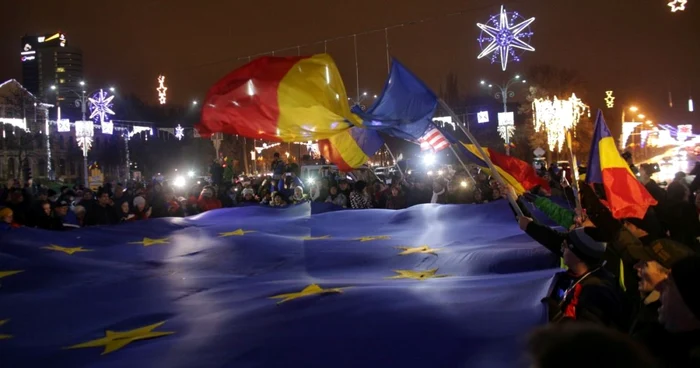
left=196, top=54, right=383, bottom=171
left=585, top=110, right=657, bottom=219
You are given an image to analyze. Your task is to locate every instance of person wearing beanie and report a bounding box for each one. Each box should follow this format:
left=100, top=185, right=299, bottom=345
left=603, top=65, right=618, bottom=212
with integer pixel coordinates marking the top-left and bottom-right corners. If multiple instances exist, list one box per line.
left=654, top=255, right=700, bottom=367
left=519, top=216, right=626, bottom=329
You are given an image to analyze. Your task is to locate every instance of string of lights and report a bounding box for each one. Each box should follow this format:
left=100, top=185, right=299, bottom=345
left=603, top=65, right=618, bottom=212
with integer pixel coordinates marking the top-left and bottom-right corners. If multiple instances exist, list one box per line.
left=179, top=1, right=522, bottom=72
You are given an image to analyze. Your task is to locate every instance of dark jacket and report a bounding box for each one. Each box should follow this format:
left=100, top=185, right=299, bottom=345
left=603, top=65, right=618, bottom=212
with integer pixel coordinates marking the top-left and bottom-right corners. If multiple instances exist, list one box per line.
left=85, top=203, right=118, bottom=226
left=525, top=221, right=627, bottom=329
left=630, top=291, right=668, bottom=360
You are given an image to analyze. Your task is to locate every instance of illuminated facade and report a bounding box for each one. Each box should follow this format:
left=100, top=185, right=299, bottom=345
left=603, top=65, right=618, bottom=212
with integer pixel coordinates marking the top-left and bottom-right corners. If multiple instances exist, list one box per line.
left=20, top=32, right=83, bottom=105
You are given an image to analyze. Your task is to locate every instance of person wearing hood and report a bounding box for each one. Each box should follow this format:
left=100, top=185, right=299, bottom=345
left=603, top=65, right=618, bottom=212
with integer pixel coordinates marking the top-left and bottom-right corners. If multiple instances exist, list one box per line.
left=131, top=196, right=152, bottom=220
left=519, top=217, right=627, bottom=329
left=239, top=187, right=258, bottom=204
left=290, top=186, right=307, bottom=204
left=325, top=185, right=347, bottom=208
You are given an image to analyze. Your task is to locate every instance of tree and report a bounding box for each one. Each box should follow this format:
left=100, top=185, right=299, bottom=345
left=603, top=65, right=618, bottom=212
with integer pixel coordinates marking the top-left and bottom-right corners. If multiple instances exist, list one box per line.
left=516, top=65, right=593, bottom=164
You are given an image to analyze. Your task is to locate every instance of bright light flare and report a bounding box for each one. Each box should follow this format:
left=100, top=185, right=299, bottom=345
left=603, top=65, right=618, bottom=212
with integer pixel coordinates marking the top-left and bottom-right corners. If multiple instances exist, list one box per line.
left=460, top=181, right=468, bottom=188
left=173, top=176, right=186, bottom=188
left=532, top=94, right=589, bottom=152
left=423, top=153, right=436, bottom=166
left=187, top=170, right=195, bottom=178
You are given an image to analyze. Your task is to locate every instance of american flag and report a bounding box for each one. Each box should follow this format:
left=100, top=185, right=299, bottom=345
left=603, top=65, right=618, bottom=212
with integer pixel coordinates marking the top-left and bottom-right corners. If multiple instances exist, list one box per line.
left=419, top=127, right=450, bottom=152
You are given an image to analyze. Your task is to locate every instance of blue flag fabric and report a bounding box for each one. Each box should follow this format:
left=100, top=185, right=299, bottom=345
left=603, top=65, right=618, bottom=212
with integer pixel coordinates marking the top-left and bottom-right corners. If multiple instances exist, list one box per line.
left=0, top=201, right=559, bottom=367
left=352, top=59, right=438, bottom=141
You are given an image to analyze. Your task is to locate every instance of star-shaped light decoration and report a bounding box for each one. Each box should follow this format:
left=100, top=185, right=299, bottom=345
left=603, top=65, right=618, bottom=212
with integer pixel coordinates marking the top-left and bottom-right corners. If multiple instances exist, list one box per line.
left=354, top=235, right=390, bottom=242
left=64, top=321, right=174, bottom=355
left=604, top=91, right=615, bottom=108
left=0, top=270, right=23, bottom=279
left=269, top=284, right=348, bottom=304
left=0, top=319, right=12, bottom=340
left=128, top=237, right=169, bottom=247
left=477, top=5, right=536, bottom=71
left=668, top=0, right=687, bottom=12
left=218, top=229, right=255, bottom=237
left=174, top=124, right=184, bottom=140
left=395, top=246, right=439, bottom=256
left=42, top=245, right=93, bottom=255
left=88, top=89, right=115, bottom=125
left=157, top=75, right=167, bottom=104
left=300, top=235, right=331, bottom=240
left=387, top=268, right=450, bottom=281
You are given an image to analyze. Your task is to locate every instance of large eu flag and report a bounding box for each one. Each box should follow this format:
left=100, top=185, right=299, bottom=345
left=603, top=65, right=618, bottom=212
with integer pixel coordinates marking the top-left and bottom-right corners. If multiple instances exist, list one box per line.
left=0, top=201, right=559, bottom=367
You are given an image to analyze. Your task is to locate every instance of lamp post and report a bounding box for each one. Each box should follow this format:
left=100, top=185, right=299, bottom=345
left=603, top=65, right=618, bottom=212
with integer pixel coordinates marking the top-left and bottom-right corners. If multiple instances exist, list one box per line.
left=50, top=81, right=115, bottom=187
left=348, top=91, right=378, bottom=111
left=480, top=75, right=527, bottom=155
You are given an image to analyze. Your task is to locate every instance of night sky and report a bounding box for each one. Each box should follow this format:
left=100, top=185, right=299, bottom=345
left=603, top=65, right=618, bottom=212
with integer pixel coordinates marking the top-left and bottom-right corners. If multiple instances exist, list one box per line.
left=1, top=0, right=698, bottom=126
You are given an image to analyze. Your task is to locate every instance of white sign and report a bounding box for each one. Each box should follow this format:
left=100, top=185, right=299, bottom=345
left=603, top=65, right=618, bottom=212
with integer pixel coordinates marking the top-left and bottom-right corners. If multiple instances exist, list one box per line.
left=57, top=119, right=71, bottom=132
left=477, top=111, right=489, bottom=123
left=533, top=147, right=546, bottom=157
left=497, top=112, right=514, bottom=126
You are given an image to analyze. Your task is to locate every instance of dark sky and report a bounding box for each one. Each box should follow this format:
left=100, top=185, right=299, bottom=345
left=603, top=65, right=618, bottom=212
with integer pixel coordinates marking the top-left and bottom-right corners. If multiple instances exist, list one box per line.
left=1, top=0, right=699, bottom=126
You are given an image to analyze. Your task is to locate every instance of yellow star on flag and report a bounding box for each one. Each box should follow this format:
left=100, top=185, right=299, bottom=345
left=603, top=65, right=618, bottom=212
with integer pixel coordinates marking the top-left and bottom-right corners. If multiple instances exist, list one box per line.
left=269, top=284, right=348, bottom=304
left=128, top=237, right=169, bottom=247
left=64, top=321, right=175, bottom=355
left=42, top=245, right=93, bottom=255
left=355, top=235, right=390, bottom=242
left=387, top=268, right=450, bottom=281
left=218, top=229, right=256, bottom=237
left=0, top=319, right=11, bottom=340
left=395, top=246, right=439, bottom=256
left=0, top=270, right=23, bottom=279
left=300, top=235, right=330, bottom=240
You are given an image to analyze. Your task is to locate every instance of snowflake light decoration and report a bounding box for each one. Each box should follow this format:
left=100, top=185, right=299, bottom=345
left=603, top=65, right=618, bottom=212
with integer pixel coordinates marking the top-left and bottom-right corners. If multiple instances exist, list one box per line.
left=532, top=94, right=590, bottom=152
left=175, top=124, right=184, bottom=140
left=477, top=5, right=535, bottom=71
left=604, top=91, right=615, bottom=108
left=157, top=75, right=167, bottom=104
left=88, top=89, right=115, bottom=125
left=668, top=0, right=687, bottom=12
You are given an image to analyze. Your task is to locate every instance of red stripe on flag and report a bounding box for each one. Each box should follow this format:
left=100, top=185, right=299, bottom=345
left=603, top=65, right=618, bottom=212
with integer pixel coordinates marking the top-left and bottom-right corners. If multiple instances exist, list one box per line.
left=419, top=128, right=449, bottom=152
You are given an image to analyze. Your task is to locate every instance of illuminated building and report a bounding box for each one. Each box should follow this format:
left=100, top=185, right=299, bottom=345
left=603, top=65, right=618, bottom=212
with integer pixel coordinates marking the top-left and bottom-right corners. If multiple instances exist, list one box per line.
left=20, top=32, right=83, bottom=103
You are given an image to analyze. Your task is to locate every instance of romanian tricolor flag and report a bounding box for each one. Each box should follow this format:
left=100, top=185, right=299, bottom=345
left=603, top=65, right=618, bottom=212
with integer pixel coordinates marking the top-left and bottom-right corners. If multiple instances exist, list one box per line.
left=585, top=110, right=657, bottom=219
left=196, top=54, right=382, bottom=170
left=460, top=143, right=550, bottom=195
left=318, top=127, right=383, bottom=172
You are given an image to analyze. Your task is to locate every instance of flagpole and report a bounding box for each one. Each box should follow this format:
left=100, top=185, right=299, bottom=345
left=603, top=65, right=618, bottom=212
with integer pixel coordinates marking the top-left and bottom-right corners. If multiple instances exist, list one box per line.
left=448, top=145, right=476, bottom=184
left=565, top=131, right=583, bottom=216
left=438, top=99, right=524, bottom=217
left=383, top=143, right=405, bottom=180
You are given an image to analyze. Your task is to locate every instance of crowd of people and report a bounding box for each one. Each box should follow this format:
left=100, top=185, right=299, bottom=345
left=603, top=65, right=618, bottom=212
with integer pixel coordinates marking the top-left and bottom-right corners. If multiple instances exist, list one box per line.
left=2, top=153, right=700, bottom=366
left=517, top=160, right=700, bottom=367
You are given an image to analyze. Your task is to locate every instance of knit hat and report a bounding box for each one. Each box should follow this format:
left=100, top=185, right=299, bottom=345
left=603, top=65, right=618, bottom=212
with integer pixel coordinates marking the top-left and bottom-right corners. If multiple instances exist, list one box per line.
left=241, top=188, right=254, bottom=197
left=669, top=255, right=700, bottom=320
left=0, top=207, right=12, bottom=219
left=566, top=227, right=607, bottom=265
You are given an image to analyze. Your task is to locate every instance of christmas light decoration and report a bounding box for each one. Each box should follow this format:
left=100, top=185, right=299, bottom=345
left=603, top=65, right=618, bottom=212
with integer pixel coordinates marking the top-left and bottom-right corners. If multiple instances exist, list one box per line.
left=88, top=89, right=115, bottom=128
left=621, top=122, right=641, bottom=148
left=101, top=121, right=114, bottom=135
left=689, top=97, right=694, bottom=112
left=254, top=142, right=281, bottom=154
left=157, top=75, right=167, bottom=104
left=668, top=0, right=687, bottom=12
left=75, top=120, right=94, bottom=157
left=532, top=94, right=590, bottom=152
left=604, top=91, right=615, bottom=108
left=0, top=118, right=27, bottom=131
left=175, top=124, right=184, bottom=140
left=477, top=5, right=535, bottom=71
left=497, top=125, right=515, bottom=143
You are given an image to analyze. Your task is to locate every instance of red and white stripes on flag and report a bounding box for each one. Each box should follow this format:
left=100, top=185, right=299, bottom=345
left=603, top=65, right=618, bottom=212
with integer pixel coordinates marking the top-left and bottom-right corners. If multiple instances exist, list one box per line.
left=419, top=127, right=450, bottom=152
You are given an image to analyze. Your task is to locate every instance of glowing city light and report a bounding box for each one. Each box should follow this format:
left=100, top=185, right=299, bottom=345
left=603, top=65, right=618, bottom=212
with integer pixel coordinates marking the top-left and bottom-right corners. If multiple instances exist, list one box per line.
left=75, top=120, right=94, bottom=157
left=604, top=91, right=615, bottom=108
left=175, top=124, right=184, bottom=140
left=532, top=94, right=590, bottom=152
left=157, top=75, right=167, bottom=104
left=88, top=89, right=115, bottom=134
left=668, top=0, right=687, bottom=12
left=476, top=5, right=535, bottom=71
left=689, top=97, right=694, bottom=112
left=57, top=119, right=71, bottom=132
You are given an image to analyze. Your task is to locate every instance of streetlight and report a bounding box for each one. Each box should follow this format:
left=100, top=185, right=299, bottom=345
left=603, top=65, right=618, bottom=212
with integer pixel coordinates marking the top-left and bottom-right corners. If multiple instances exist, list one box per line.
left=348, top=91, right=377, bottom=111
left=192, top=100, right=198, bottom=106
left=79, top=81, right=85, bottom=86
left=479, top=74, right=526, bottom=155
left=637, top=114, right=646, bottom=120
left=109, top=87, right=115, bottom=92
